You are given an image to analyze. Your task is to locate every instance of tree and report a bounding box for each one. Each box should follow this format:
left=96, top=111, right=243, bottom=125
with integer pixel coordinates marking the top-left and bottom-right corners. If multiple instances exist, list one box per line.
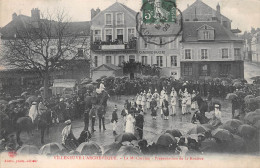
left=0, top=9, right=89, bottom=98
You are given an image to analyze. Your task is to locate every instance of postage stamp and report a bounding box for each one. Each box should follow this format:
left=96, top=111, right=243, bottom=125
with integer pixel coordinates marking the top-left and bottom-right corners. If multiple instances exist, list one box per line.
left=136, top=0, right=183, bottom=45
left=142, top=0, right=177, bottom=24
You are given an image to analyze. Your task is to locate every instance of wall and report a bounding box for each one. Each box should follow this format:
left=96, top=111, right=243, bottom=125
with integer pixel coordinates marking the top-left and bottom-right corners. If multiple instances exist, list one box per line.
left=181, top=41, right=244, bottom=62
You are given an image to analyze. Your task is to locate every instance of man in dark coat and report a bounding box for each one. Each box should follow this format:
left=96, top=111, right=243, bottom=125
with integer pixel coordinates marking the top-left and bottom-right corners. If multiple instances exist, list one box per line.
left=111, top=106, right=118, bottom=135
left=89, top=105, right=97, bottom=132
left=97, top=105, right=106, bottom=131
left=83, top=108, right=90, bottom=131
left=135, top=111, right=144, bottom=139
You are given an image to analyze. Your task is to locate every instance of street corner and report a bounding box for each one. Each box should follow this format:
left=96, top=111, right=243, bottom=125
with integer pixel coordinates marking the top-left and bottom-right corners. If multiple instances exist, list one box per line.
left=136, top=0, right=183, bottom=46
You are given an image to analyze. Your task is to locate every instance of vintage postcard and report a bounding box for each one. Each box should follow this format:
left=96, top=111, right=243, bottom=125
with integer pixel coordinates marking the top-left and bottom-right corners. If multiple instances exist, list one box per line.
left=0, top=0, right=260, bottom=168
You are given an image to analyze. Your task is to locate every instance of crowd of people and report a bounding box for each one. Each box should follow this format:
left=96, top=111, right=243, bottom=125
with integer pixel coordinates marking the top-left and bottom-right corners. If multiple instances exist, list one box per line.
left=0, top=75, right=259, bottom=155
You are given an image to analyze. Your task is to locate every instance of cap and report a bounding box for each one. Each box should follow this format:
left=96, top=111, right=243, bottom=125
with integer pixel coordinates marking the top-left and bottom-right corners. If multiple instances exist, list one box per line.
left=215, top=104, right=220, bottom=108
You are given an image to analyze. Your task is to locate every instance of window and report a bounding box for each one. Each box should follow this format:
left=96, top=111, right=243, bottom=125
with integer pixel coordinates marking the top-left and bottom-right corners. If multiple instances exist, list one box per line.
left=183, top=63, right=192, bottom=76
left=94, top=30, right=101, bottom=42
left=118, top=55, right=125, bottom=66
left=105, top=13, right=112, bottom=25
left=142, top=56, right=148, bottom=65
left=106, top=56, right=112, bottom=64
left=129, top=55, right=135, bottom=63
left=219, top=64, right=231, bottom=77
left=201, top=49, right=208, bottom=59
left=94, top=56, right=98, bottom=67
left=116, top=13, right=124, bottom=25
left=199, top=64, right=210, bottom=76
left=156, top=56, right=163, bottom=67
left=116, top=29, right=124, bottom=43
left=78, top=48, right=83, bottom=57
left=203, top=31, right=210, bottom=40
left=171, top=56, right=177, bottom=67
left=234, top=48, right=241, bottom=57
left=222, top=48, right=229, bottom=58
left=185, top=49, right=191, bottom=59
left=128, top=28, right=135, bottom=41
left=105, top=29, right=112, bottom=42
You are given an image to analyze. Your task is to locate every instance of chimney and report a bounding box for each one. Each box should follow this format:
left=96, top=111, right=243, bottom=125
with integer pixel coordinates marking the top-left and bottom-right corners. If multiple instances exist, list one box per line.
left=96, top=8, right=101, bottom=14
left=216, top=3, right=220, bottom=13
left=12, top=13, right=17, bottom=20
left=31, top=8, right=40, bottom=21
left=91, top=8, right=101, bottom=20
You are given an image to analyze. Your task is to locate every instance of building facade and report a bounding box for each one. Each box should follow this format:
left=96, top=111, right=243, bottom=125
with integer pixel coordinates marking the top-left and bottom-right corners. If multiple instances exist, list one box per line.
left=251, top=32, right=260, bottom=63
left=90, top=2, right=138, bottom=70
left=180, top=22, right=244, bottom=80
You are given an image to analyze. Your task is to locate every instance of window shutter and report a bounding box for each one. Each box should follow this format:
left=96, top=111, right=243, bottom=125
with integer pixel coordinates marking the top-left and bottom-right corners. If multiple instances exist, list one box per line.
left=192, top=49, right=194, bottom=60
left=208, top=49, right=210, bottom=59
left=229, top=48, right=231, bottom=58
left=197, top=49, right=200, bottom=60
left=219, top=49, right=221, bottom=59
left=182, top=49, right=184, bottom=60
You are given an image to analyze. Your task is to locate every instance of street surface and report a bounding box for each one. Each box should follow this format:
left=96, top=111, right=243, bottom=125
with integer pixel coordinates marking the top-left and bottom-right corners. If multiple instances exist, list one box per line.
left=18, top=96, right=232, bottom=148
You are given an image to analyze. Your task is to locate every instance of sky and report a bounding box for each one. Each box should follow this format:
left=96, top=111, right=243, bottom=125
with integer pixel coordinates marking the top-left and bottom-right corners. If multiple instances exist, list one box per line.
left=0, top=0, right=260, bottom=32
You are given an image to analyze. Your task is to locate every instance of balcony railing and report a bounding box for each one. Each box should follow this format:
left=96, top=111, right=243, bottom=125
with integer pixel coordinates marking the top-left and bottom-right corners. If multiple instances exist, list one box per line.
left=91, top=38, right=137, bottom=51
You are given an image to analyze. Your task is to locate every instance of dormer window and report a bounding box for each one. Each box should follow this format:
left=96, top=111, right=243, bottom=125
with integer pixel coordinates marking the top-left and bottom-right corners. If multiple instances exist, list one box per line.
left=203, top=31, right=210, bottom=39
left=197, top=24, right=214, bottom=41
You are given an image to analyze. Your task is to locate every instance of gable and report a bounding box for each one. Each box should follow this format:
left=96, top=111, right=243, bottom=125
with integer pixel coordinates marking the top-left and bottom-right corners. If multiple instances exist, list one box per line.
left=92, top=2, right=136, bottom=24
left=197, top=24, right=214, bottom=31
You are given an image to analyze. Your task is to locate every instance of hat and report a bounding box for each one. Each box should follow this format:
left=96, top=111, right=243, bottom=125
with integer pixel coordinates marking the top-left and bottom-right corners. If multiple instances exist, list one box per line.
left=215, top=104, right=220, bottom=108
left=65, top=119, right=71, bottom=125
left=32, top=102, right=37, bottom=105
left=155, top=89, right=157, bottom=92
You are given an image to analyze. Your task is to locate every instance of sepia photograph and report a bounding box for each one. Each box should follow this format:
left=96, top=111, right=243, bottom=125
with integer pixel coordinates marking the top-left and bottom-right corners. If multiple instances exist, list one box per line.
left=0, top=0, right=260, bottom=168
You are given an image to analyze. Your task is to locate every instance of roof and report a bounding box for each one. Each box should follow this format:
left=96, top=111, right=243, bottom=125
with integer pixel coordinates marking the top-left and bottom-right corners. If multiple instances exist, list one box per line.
left=0, top=15, right=91, bottom=39
left=91, top=2, right=136, bottom=21
left=182, top=0, right=230, bottom=22
left=93, top=64, right=122, bottom=71
left=182, top=21, right=243, bottom=42
left=119, top=3, right=137, bottom=16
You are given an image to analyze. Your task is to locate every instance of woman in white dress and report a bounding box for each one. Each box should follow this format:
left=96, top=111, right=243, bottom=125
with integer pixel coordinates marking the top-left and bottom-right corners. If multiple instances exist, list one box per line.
left=170, top=95, right=177, bottom=116
left=136, top=93, right=142, bottom=107
left=29, top=102, right=38, bottom=123
left=153, top=89, right=160, bottom=107
left=141, top=91, right=147, bottom=112
left=125, top=113, right=136, bottom=134
left=146, top=89, right=152, bottom=110
left=186, top=93, right=192, bottom=114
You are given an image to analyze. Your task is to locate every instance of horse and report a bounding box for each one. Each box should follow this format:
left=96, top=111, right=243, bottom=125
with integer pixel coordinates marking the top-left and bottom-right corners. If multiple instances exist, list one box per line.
left=191, top=95, right=214, bottom=117
left=191, top=111, right=210, bottom=124
left=99, top=90, right=110, bottom=108
left=16, top=109, right=51, bottom=145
